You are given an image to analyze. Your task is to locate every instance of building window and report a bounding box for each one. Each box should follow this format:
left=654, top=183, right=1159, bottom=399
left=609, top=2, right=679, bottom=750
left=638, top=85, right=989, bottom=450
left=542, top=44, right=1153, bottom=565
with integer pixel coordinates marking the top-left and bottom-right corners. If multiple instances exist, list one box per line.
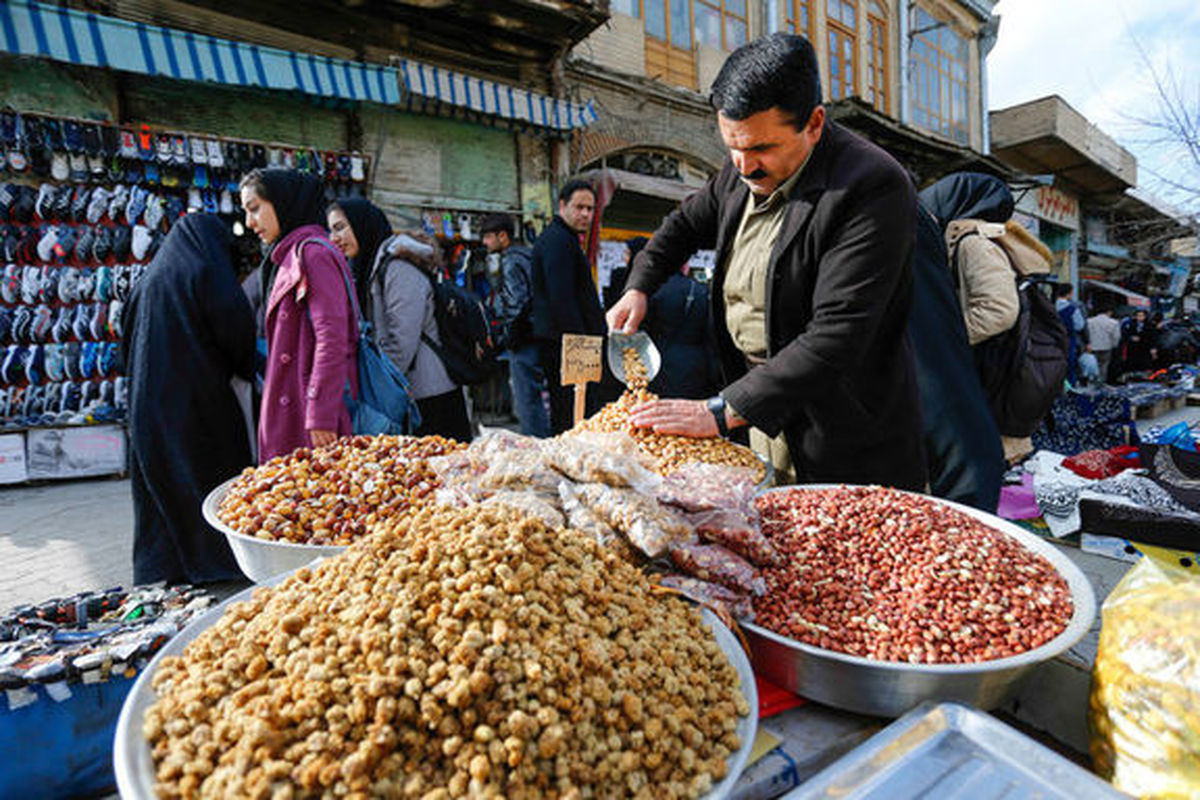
left=642, top=0, right=692, bottom=47
left=827, top=0, right=856, bottom=100
left=910, top=6, right=969, bottom=144
left=866, top=1, right=889, bottom=113
left=612, top=0, right=640, bottom=15
left=695, top=0, right=748, bottom=51
left=769, top=0, right=811, bottom=37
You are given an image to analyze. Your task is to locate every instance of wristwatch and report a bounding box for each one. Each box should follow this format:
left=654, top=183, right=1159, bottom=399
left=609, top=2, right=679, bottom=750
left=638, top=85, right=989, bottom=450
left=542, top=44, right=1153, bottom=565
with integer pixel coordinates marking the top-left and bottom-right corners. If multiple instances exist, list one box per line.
left=706, top=395, right=730, bottom=438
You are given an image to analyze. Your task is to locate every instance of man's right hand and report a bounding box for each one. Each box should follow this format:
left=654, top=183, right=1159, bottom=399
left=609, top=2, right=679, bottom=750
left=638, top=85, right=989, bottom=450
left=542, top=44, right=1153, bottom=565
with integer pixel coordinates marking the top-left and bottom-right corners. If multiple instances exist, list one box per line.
left=607, top=289, right=648, bottom=334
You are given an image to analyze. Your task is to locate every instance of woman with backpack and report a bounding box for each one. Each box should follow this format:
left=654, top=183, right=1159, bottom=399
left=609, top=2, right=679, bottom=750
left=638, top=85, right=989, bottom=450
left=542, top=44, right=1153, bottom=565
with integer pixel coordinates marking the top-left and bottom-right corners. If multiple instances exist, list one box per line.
left=239, top=167, right=357, bottom=462
left=327, top=198, right=472, bottom=442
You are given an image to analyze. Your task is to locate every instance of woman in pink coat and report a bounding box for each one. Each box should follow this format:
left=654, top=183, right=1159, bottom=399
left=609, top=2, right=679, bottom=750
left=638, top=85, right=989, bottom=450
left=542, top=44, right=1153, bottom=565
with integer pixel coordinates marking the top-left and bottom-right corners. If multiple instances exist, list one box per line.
left=239, top=168, right=357, bottom=462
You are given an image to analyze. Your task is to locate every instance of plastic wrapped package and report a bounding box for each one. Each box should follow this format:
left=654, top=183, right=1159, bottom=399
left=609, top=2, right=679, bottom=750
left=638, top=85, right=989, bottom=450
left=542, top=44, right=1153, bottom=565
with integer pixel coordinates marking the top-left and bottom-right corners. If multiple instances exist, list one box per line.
left=1089, top=551, right=1200, bottom=798
left=425, top=450, right=481, bottom=483
left=658, top=462, right=759, bottom=513
left=668, top=541, right=766, bottom=596
left=481, top=491, right=566, bottom=530
left=558, top=483, right=622, bottom=545
left=689, top=508, right=782, bottom=567
left=543, top=436, right=660, bottom=492
left=574, top=483, right=695, bottom=558
left=433, top=481, right=487, bottom=509
left=469, top=429, right=541, bottom=458
left=566, top=429, right=656, bottom=466
left=477, top=450, right=562, bottom=495
left=657, top=573, right=754, bottom=620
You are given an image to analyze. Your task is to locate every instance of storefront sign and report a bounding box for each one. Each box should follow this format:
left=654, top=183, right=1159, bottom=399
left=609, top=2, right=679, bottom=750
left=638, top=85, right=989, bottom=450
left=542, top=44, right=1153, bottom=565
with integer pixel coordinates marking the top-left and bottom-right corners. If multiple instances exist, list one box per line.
left=1034, top=186, right=1080, bottom=228
left=26, top=426, right=125, bottom=481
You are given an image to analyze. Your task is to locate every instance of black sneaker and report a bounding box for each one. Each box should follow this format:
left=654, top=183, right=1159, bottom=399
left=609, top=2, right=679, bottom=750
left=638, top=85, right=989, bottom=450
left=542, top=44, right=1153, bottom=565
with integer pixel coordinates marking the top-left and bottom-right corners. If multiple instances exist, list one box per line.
left=0, top=308, right=11, bottom=344
left=61, top=380, right=81, bottom=413
left=92, top=226, right=113, bottom=263
left=72, top=304, right=91, bottom=341
left=112, top=226, right=131, bottom=261
left=70, top=186, right=91, bottom=222
left=22, top=344, right=43, bottom=384
left=63, top=341, right=81, bottom=380
left=1, top=345, right=23, bottom=384
left=51, top=305, right=72, bottom=343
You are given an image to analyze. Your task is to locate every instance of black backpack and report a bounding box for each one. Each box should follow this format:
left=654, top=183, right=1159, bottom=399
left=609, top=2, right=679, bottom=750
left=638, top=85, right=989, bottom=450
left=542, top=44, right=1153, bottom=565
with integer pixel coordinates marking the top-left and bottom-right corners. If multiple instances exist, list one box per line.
left=421, top=269, right=501, bottom=386
left=973, top=277, right=1069, bottom=437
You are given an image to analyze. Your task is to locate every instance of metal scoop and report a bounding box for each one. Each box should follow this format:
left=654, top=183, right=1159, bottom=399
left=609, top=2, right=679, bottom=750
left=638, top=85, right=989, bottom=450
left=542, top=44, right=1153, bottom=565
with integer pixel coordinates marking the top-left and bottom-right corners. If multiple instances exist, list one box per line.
left=607, top=330, right=662, bottom=386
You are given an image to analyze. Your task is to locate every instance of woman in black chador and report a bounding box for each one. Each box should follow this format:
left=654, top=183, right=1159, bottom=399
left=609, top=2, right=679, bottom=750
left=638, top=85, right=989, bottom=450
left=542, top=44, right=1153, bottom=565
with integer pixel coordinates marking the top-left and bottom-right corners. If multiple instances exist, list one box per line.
left=123, top=213, right=255, bottom=584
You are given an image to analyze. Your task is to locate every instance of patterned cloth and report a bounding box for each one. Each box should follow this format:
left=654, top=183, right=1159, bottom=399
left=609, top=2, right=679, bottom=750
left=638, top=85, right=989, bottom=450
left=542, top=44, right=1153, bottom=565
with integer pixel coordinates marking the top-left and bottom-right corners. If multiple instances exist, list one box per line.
left=1032, top=390, right=1136, bottom=457
left=1036, top=471, right=1196, bottom=537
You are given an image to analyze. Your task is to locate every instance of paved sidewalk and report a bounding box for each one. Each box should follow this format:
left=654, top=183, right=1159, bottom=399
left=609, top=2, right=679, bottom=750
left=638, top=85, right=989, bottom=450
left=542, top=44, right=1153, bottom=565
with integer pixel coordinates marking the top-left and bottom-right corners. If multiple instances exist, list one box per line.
left=0, top=477, right=134, bottom=612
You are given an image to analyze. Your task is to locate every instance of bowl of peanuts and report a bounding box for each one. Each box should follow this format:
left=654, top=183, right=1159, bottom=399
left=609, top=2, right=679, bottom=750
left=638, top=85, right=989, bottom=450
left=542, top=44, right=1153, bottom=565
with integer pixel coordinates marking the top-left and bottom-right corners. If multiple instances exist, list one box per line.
left=203, top=435, right=461, bottom=583
left=742, top=485, right=1096, bottom=717
left=115, top=505, right=759, bottom=799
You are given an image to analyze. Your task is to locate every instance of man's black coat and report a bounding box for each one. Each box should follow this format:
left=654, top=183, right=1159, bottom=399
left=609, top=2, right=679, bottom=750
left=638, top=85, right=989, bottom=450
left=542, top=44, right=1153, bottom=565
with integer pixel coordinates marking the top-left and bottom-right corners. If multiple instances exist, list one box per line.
left=530, top=215, right=605, bottom=344
left=626, top=122, right=925, bottom=489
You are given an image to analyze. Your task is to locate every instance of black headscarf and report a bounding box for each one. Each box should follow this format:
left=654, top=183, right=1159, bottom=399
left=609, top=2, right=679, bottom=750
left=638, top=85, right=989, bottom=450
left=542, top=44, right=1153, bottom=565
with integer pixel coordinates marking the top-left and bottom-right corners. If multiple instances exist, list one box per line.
left=156, top=212, right=236, bottom=276
left=333, top=197, right=393, bottom=313
left=252, top=168, right=327, bottom=300
left=919, top=172, right=1014, bottom=232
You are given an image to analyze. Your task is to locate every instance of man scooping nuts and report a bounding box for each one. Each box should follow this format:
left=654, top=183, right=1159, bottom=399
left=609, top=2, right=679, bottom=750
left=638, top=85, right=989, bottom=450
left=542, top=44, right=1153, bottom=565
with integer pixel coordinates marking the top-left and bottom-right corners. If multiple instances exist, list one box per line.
left=607, top=34, right=925, bottom=489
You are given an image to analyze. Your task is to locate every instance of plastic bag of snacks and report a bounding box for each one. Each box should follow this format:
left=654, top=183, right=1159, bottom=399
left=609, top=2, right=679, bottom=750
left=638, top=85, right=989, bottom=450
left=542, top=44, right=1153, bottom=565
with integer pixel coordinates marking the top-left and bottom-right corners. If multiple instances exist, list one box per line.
left=1089, top=549, right=1200, bottom=798
left=658, top=462, right=759, bottom=513
left=657, top=573, right=754, bottom=620
left=669, top=541, right=766, bottom=596
left=688, top=509, right=782, bottom=567
left=543, top=437, right=659, bottom=493
left=575, top=483, right=695, bottom=558
left=481, top=491, right=566, bottom=530
left=477, top=450, right=562, bottom=495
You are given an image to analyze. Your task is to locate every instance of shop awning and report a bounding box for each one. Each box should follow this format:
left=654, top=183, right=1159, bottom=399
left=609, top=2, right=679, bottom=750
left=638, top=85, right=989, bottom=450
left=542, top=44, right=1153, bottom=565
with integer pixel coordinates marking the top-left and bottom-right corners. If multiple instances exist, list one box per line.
left=1082, top=279, right=1151, bottom=308
left=397, top=59, right=595, bottom=132
left=0, top=0, right=401, bottom=104
left=579, top=167, right=697, bottom=203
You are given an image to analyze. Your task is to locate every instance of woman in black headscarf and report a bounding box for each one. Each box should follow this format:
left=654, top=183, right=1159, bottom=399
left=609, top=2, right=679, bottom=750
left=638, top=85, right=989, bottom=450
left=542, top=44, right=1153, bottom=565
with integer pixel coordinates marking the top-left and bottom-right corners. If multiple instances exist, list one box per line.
left=327, top=198, right=472, bottom=442
left=123, top=213, right=255, bottom=584
left=239, top=168, right=357, bottom=461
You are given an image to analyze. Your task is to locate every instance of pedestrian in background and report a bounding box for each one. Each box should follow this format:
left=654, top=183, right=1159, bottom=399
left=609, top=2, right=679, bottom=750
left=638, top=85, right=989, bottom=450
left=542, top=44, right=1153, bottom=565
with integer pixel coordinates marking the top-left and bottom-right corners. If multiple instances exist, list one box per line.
left=328, top=199, right=472, bottom=442
left=481, top=213, right=549, bottom=437
left=1087, top=304, right=1122, bottom=383
left=531, top=178, right=606, bottom=433
left=123, top=213, right=254, bottom=585
left=603, top=236, right=647, bottom=310
left=240, top=167, right=357, bottom=462
left=1055, top=283, right=1086, bottom=383
left=1122, top=308, right=1157, bottom=375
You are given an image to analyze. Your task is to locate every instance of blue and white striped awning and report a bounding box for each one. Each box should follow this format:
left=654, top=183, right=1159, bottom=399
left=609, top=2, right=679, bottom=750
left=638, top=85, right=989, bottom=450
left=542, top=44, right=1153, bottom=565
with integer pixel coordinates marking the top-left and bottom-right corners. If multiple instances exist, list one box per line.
left=0, top=0, right=401, bottom=104
left=399, top=59, right=596, bottom=132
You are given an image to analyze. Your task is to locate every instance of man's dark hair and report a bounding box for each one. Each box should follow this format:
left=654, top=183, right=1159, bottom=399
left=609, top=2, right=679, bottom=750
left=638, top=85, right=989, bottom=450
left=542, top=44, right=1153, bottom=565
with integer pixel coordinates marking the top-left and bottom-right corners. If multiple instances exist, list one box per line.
left=709, top=34, right=822, bottom=130
left=1055, top=283, right=1074, bottom=299
left=480, top=213, right=515, bottom=239
left=558, top=178, right=595, bottom=204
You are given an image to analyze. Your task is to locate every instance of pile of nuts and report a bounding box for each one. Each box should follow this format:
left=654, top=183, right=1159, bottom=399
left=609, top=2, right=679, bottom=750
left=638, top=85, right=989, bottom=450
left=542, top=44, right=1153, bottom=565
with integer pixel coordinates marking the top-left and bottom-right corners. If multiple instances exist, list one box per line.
left=216, top=435, right=462, bottom=545
left=622, top=347, right=649, bottom=390
left=573, top=387, right=764, bottom=481
left=755, top=486, right=1074, bottom=664
left=145, top=505, right=749, bottom=798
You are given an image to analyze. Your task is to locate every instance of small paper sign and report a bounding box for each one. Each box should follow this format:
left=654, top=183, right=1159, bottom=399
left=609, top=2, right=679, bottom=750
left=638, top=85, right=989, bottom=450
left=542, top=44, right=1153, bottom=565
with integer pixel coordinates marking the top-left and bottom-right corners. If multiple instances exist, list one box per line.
left=561, top=334, right=603, bottom=385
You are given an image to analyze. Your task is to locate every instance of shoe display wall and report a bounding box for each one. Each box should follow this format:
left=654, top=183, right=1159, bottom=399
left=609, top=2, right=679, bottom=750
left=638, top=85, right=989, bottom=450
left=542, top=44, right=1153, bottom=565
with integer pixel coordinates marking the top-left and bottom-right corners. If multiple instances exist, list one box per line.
left=0, top=109, right=372, bottom=432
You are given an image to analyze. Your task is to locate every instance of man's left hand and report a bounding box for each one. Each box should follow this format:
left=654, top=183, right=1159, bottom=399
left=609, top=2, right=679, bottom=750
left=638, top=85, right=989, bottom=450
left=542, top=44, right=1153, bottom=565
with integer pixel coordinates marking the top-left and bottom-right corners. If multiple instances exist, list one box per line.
left=629, top=398, right=718, bottom=438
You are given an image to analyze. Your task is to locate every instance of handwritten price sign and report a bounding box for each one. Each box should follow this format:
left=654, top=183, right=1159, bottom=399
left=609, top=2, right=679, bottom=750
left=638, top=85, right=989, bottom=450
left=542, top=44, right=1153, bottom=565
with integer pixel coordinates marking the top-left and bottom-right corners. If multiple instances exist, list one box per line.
left=561, top=334, right=603, bottom=385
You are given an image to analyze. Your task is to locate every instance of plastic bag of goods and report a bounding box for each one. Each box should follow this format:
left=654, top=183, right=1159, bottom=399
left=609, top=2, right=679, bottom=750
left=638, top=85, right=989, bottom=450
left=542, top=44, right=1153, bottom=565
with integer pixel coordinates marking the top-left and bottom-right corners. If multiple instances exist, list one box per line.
left=477, top=449, right=563, bottom=495
left=658, top=462, right=759, bottom=513
left=688, top=508, right=781, bottom=567
left=1089, top=550, right=1200, bottom=798
left=574, top=483, right=695, bottom=558
left=543, top=436, right=659, bottom=492
left=668, top=541, right=767, bottom=597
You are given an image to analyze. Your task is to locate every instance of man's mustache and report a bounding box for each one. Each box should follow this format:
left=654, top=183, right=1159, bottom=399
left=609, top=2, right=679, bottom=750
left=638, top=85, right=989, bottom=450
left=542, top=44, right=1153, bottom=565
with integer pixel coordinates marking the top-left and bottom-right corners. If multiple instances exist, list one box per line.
left=741, top=169, right=768, bottom=180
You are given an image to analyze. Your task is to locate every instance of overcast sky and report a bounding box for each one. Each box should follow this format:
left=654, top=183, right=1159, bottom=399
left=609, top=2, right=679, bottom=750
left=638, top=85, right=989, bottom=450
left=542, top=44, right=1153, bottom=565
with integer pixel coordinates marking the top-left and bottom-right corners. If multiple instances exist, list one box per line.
left=987, top=0, right=1200, bottom=213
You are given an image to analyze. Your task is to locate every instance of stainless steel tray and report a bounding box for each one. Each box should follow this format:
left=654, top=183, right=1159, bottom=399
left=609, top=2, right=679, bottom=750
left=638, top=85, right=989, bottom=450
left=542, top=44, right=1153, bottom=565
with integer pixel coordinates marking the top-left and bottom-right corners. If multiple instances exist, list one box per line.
left=202, top=476, right=348, bottom=583
left=782, top=702, right=1127, bottom=799
left=745, top=486, right=1096, bottom=717
left=114, top=573, right=758, bottom=800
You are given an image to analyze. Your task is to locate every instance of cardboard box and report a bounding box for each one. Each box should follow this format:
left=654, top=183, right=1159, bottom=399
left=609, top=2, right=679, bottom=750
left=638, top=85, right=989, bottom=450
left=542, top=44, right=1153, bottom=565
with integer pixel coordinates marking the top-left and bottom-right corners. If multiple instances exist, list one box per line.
left=26, top=426, right=126, bottom=481
left=0, top=432, right=27, bottom=484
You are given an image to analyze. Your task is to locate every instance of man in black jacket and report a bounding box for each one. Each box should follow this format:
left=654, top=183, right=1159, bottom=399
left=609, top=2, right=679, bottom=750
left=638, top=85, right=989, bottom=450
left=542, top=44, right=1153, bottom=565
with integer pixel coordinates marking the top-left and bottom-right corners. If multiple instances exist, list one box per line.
left=482, top=213, right=550, bottom=437
left=608, top=34, right=924, bottom=489
left=532, top=179, right=606, bottom=433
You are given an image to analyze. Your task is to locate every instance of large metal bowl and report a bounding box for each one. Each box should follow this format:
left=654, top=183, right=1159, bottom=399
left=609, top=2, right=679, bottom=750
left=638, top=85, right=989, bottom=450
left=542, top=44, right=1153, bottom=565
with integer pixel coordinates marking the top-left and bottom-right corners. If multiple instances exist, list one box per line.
left=745, top=485, right=1096, bottom=718
left=114, top=572, right=758, bottom=800
left=201, top=476, right=348, bottom=583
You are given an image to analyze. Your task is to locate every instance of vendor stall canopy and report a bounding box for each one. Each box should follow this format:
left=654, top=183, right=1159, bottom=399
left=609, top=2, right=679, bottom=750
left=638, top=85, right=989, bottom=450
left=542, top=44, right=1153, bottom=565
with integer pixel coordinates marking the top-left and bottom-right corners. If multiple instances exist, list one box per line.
left=0, top=0, right=596, bottom=132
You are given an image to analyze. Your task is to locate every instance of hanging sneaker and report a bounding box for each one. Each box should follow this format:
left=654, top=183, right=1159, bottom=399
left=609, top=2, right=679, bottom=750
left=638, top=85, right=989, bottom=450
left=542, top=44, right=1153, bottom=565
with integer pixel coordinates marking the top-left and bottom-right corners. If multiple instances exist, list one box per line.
left=50, top=152, right=70, bottom=182
left=22, top=344, right=43, bottom=384
left=126, top=187, right=148, bottom=226
left=63, top=342, right=80, bottom=380
left=21, top=383, right=43, bottom=420
left=80, top=378, right=98, bottom=409
left=89, top=302, right=107, bottom=341
left=68, top=152, right=89, bottom=183
left=190, top=135, right=207, bottom=165
left=0, top=308, right=10, bottom=344
left=202, top=190, right=218, bottom=215
left=164, top=194, right=185, bottom=224
left=72, top=304, right=92, bottom=341
left=43, top=343, right=64, bottom=381
left=81, top=341, right=99, bottom=379
left=113, top=265, right=130, bottom=301
left=51, top=305, right=72, bottom=343
left=144, top=194, right=165, bottom=230
left=112, top=226, right=132, bottom=261
left=35, top=183, right=57, bottom=221
left=86, top=187, right=112, bottom=224
left=107, top=184, right=129, bottom=222
left=1, top=263, right=19, bottom=304
left=219, top=189, right=234, bottom=215
left=36, top=226, right=60, bottom=262
left=108, top=299, right=124, bottom=339
left=88, top=154, right=107, bottom=181
left=61, top=380, right=81, bottom=414
left=73, top=227, right=95, bottom=265
left=21, top=265, right=40, bottom=304
left=99, top=377, right=115, bottom=406
left=1, top=345, right=23, bottom=384
left=131, top=225, right=153, bottom=262
left=171, top=135, right=189, bottom=166
left=43, top=382, right=62, bottom=418
left=119, top=128, right=138, bottom=159
left=11, top=306, right=32, bottom=343
left=31, top=304, right=53, bottom=342
left=114, top=375, right=128, bottom=411
left=206, top=138, right=224, bottom=168
left=92, top=226, right=113, bottom=263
